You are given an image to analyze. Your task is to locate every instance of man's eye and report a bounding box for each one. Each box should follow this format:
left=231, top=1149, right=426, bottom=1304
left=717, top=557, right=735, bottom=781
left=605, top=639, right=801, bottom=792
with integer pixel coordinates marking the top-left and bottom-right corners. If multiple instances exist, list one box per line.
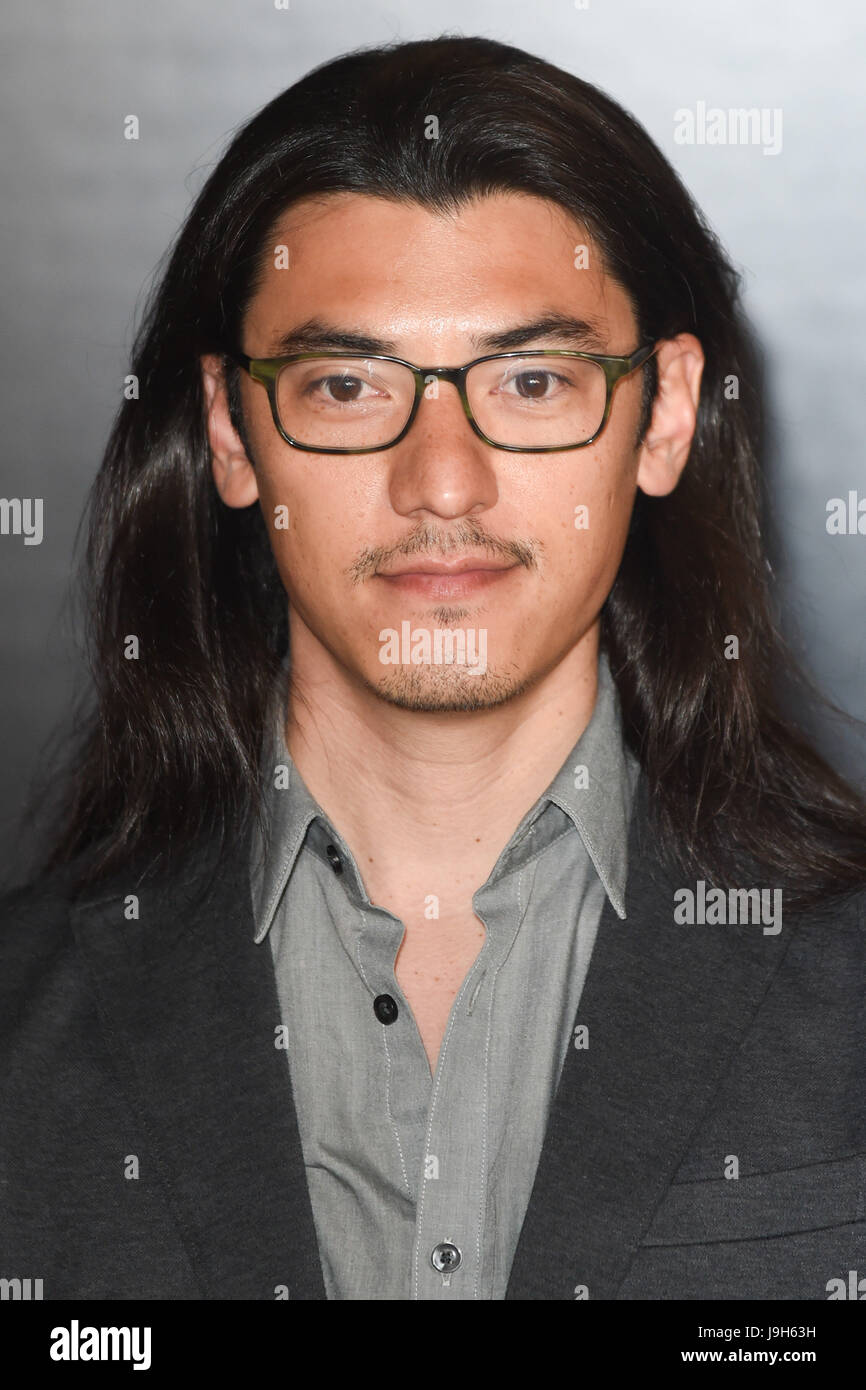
left=308, top=375, right=370, bottom=403
left=503, top=370, right=566, bottom=399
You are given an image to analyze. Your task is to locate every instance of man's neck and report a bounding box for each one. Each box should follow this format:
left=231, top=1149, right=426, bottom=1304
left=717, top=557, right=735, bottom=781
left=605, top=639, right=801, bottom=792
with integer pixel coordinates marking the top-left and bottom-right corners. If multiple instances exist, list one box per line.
left=283, top=623, right=602, bottom=905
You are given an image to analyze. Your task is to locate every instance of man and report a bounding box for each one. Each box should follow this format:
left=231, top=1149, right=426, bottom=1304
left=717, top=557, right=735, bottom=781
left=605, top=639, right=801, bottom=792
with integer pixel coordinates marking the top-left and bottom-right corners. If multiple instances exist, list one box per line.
left=2, top=35, right=864, bottom=1301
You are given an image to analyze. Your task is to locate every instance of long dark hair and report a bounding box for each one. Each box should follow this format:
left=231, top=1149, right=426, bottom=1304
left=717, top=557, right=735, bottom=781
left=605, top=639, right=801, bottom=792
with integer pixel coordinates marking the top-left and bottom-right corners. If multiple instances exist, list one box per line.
left=19, top=34, right=866, bottom=908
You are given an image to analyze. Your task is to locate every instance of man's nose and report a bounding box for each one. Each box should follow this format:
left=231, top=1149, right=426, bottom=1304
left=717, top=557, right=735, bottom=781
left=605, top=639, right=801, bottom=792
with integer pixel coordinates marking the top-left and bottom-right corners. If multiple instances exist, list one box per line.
left=386, top=378, right=499, bottom=522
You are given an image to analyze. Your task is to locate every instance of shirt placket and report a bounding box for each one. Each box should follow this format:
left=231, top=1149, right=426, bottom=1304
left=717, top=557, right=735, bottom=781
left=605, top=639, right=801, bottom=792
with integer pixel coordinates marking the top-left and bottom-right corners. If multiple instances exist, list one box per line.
left=410, top=871, right=524, bottom=1300
left=410, top=952, right=490, bottom=1298
left=352, top=903, right=432, bottom=1206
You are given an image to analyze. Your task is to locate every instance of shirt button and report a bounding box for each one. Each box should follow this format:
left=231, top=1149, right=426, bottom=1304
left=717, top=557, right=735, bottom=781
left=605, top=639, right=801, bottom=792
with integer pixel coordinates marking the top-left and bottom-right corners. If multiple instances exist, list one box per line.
left=431, top=1241, right=462, bottom=1273
left=373, top=994, right=398, bottom=1025
left=325, top=844, right=343, bottom=874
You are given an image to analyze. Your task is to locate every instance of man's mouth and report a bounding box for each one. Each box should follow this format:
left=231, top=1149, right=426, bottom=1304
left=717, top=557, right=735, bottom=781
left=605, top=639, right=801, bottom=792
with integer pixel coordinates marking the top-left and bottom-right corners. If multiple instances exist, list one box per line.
left=376, top=556, right=520, bottom=598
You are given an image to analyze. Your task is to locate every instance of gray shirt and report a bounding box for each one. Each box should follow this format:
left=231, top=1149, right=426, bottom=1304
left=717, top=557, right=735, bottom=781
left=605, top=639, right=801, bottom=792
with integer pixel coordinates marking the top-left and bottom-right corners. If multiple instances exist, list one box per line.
left=249, top=649, right=640, bottom=1299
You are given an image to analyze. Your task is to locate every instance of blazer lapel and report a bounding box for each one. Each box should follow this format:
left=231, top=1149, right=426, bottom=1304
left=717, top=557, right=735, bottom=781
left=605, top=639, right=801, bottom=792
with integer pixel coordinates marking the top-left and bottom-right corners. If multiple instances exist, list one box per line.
left=70, top=830, right=326, bottom=1300
left=506, top=773, right=794, bottom=1300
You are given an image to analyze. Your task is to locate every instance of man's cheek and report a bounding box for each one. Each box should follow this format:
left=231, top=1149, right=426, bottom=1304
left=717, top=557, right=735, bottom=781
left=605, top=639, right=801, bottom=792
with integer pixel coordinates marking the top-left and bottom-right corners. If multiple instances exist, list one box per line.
left=268, top=514, right=317, bottom=576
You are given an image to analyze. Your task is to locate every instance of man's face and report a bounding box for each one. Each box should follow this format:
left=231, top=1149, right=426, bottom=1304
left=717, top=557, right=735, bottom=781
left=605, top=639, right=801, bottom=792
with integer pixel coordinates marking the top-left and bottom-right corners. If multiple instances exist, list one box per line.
left=210, top=192, right=674, bottom=711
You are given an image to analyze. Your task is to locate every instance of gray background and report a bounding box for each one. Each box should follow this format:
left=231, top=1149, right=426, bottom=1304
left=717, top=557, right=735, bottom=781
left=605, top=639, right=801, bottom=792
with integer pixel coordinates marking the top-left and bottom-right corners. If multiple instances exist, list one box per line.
left=2, top=0, right=864, bottom=865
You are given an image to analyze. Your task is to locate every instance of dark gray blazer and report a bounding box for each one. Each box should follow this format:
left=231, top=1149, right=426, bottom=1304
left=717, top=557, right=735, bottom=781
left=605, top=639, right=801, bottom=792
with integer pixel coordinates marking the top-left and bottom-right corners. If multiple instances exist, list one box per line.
left=2, top=774, right=864, bottom=1300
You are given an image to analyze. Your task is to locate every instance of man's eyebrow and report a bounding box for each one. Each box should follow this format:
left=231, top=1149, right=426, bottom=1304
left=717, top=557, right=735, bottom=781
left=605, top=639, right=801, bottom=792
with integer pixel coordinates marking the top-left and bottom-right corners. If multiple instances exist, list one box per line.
left=264, top=312, right=609, bottom=358
left=473, top=313, right=609, bottom=353
left=266, top=320, right=398, bottom=355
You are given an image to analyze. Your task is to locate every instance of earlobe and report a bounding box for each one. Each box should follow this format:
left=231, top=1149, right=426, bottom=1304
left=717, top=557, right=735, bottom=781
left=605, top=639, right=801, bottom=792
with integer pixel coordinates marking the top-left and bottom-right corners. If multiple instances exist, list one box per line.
left=635, top=333, right=704, bottom=498
left=200, top=354, right=260, bottom=509
left=637, top=436, right=687, bottom=498
left=211, top=449, right=260, bottom=510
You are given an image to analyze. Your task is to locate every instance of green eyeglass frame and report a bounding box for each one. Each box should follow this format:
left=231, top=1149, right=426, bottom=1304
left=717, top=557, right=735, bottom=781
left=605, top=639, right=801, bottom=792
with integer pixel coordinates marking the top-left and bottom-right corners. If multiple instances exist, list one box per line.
left=223, top=342, right=659, bottom=454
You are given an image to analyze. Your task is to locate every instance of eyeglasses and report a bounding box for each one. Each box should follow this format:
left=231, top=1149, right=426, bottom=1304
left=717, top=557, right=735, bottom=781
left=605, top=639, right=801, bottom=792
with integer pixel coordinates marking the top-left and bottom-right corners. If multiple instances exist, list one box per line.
left=224, top=342, right=658, bottom=454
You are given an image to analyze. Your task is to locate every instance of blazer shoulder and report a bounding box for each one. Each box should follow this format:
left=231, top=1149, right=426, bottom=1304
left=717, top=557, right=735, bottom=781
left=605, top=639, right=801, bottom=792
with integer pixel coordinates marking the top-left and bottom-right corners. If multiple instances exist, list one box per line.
left=0, top=863, right=79, bottom=980
left=785, top=879, right=866, bottom=976
left=804, top=881, right=865, bottom=930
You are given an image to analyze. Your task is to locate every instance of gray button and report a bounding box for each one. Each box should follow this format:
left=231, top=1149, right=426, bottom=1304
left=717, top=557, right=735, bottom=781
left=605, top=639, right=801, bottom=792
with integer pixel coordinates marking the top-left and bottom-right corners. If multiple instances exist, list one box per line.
left=431, top=1241, right=462, bottom=1273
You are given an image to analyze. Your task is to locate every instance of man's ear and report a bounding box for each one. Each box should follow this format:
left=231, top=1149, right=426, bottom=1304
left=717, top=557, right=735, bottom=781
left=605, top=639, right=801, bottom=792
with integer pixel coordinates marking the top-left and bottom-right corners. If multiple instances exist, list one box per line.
left=200, top=354, right=260, bottom=508
left=635, top=333, right=704, bottom=497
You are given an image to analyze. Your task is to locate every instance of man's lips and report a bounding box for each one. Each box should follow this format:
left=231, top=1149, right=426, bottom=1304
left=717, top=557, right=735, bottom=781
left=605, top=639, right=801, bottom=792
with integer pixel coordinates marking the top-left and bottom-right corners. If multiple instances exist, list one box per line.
left=376, top=556, right=518, bottom=577
left=375, top=557, right=520, bottom=596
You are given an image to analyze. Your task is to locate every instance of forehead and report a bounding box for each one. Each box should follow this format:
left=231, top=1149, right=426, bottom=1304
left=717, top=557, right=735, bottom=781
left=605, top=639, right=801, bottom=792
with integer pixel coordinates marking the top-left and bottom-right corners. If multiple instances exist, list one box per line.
left=244, top=191, right=637, bottom=348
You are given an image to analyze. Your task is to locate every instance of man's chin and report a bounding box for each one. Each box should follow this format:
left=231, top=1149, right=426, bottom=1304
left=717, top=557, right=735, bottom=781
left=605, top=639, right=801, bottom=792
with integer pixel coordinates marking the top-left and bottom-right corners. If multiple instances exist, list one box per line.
left=365, top=666, right=532, bottom=713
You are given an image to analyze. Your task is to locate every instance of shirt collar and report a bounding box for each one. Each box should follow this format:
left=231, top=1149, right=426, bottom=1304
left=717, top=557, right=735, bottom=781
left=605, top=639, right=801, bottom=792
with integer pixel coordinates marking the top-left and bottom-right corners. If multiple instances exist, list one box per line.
left=250, top=647, right=640, bottom=942
left=545, top=647, right=640, bottom=918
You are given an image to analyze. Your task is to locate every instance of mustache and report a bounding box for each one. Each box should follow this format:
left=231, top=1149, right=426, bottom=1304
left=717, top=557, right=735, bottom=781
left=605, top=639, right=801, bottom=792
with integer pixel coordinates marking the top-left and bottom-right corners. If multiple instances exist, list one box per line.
left=346, top=520, right=542, bottom=584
